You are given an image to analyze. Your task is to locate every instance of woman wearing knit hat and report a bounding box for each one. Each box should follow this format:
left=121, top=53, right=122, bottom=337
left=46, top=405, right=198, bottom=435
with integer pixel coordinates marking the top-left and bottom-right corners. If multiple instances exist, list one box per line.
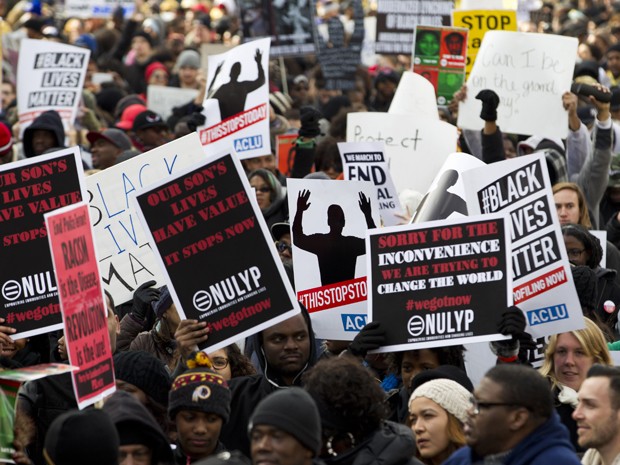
left=169, top=353, right=232, bottom=464
left=408, top=378, right=470, bottom=465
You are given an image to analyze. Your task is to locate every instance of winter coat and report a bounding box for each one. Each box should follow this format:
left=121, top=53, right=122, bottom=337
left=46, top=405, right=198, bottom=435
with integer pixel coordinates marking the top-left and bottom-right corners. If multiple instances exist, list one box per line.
left=119, top=314, right=178, bottom=372
left=442, top=412, right=581, bottom=465
left=594, top=267, right=620, bottom=337
left=581, top=449, right=620, bottom=465
left=22, top=110, right=65, bottom=158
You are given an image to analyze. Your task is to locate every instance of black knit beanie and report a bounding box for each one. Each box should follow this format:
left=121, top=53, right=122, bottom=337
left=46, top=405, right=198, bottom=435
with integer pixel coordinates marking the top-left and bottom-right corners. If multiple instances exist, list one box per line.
left=248, top=388, right=322, bottom=456
left=169, top=369, right=231, bottom=422
left=113, top=351, right=171, bottom=405
left=571, top=265, right=598, bottom=312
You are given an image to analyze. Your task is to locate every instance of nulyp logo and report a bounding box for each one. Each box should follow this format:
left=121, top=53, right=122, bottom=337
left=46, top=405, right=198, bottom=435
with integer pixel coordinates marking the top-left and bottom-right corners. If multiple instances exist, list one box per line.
left=192, top=266, right=262, bottom=312
left=407, top=315, right=425, bottom=337
left=407, top=310, right=474, bottom=337
left=2, top=272, right=57, bottom=301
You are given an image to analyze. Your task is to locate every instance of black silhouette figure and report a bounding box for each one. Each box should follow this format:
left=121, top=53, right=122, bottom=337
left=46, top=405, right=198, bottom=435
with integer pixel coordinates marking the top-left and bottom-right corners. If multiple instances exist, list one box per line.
left=412, top=169, right=468, bottom=223
left=208, top=48, right=265, bottom=120
left=293, top=189, right=376, bottom=286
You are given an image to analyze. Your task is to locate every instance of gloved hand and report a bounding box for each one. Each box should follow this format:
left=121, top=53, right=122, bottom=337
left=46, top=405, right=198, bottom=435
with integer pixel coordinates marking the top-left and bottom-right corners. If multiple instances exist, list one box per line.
left=476, top=89, right=500, bottom=122
left=496, top=306, right=537, bottom=352
left=131, top=280, right=160, bottom=322
left=348, top=321, right=386, bottom=357
left=187, top=109, right=206, bottom=132
left=298, top=106, right=322, bottom=138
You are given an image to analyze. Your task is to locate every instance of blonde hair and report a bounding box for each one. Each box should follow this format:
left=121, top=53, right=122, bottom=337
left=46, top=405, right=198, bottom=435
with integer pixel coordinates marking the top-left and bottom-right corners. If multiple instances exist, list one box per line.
left=411, top=410, right=466, bottom=465
left=539, top=317, right=612, bottom=390
left=552, top=182, right=592, bottom=229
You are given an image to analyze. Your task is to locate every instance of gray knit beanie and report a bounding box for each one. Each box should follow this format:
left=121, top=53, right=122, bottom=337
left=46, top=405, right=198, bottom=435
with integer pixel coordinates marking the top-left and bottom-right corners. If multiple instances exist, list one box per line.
left=409, top=378, right=471, bottom=424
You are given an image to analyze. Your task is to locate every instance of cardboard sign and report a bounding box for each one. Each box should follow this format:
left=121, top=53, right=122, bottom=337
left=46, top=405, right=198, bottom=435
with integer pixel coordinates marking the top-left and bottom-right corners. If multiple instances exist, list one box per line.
left=463, top=153, right=584, bottom=338
left=198, top=38, right=271, bottom=160
left=388, top=71, right=438, bottom=119
left=147, top=85, right=200, bottom=121
left=287, top=179, right=379, bottom=340
left=132, top=152, right=300, bottom=352
left=46, top=202, right=115, bottom=409
left=367, top=215, right=511, bottom=352
left=457, top=31, right=577, bottom=139
left=338, top=142, right=403, bottom=226
left=17, top=40, right=90, bottom=135
left=375, top=0, right=454, bottom=55
left=238, top=0, right=315, bottom=57
left=0, top=148, right=85, bottom=339
left=452, top=10, right=517, bottom=78
left=87, top=134, right=205, bottom=305
left=347, top=112, right=457, bottom=194
left=64, top=0, right=134, bottom=18
left=276, top=133, right=299, bottom=177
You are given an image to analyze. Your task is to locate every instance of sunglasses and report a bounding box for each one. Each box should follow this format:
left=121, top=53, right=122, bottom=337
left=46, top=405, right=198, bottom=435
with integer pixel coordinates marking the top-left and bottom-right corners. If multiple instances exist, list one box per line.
left=255, top=186, right=271, bottom=193
left=276, top=241, right=292, bottom=253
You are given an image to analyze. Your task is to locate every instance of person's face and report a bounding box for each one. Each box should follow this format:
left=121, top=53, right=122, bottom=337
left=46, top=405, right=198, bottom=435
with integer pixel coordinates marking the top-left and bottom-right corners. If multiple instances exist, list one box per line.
left=31, top=129, right=57, bottom=155
left=608, top=51, right=620, bottom=75
left=409, top=397, right=452, bottom=464
left=250, top=424, right=312, bottom=465
left=573, top=376, right=620, bottom=450
left=401, top=349, right=440, bottom=390
left=119, top=444, right=152, bottom=465
left=446, top=35, right=464, bottom=55
left=1, top=82, right=15, bottom=108
left=148, top=69, right=169, bottom=86
left=502, top=137, right=516, bottom=159
left=553, top=332, right=594, bottom=391
left=261, top=314, right=310, bottom=384
left=137, top=126, right=171, bottom=149
left=91, top=138, right=120, bottom=170
left=175, top=410, right=223, bottom=459
left=131, top=36, right=152, bottom=58
left=290, top=82, right=309, bottom=105
left=115, top=380, right=148, bottom=404
left=207, top=348, right=232, bottom=381
left=250, top=176, right=273, bottom=211
left=563, top=234, right=590, bottom=266
left=554, top=189, right=580, bottom=225
left=57, top=335, right=68, bottom=360
left=164, top=303, right=181, bottom=333
left=245, top=155, right=277, bottom=174
left=179, top=66, right=198, bottom=87
left=607, top=186, right=620, bottom=204
left=1, top=337, right=26, bottom=358
left=276, top=232, right=292, bottom=260
left=418, top=32, right=439, bottom=56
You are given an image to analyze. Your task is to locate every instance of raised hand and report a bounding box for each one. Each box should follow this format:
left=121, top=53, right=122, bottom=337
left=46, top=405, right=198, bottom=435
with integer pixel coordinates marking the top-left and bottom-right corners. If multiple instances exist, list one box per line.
left=297, top=189, right=311, bottom=211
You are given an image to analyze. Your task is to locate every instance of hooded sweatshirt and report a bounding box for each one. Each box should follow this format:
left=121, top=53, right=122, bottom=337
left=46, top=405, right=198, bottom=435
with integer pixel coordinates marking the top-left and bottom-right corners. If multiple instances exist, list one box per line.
left=22, top=110, right=65, bottom=158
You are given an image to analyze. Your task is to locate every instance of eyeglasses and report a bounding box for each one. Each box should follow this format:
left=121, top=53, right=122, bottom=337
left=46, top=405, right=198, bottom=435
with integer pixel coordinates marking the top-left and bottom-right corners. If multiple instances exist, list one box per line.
left=566, top=248, right=585, bottom=259
left=255, top=186, right=271, bottom=193
left=211, top=356, right=229, bottom=370
left=469, top=396, right=522, bottom=416
left=276, top=241, right=292, bottom=253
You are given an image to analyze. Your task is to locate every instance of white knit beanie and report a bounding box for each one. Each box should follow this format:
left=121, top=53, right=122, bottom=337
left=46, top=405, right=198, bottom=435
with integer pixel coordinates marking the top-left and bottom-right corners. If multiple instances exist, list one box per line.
left=409, top=378, right=471, bottom=424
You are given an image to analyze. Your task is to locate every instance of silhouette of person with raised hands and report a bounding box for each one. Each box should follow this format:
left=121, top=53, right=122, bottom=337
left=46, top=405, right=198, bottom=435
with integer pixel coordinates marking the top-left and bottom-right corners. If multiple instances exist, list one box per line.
left=412, top=169, right=467, bottom=223
left=293, top=189, right=376, bottom=286
left=208, top=48, right=266, bottom=121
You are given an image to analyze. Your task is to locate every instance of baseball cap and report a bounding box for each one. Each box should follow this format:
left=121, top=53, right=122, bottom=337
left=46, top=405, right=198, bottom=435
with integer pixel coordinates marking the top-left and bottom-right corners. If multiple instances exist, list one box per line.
left=116, top=104, right=147, bottom=131
left=87, top=128, right=132, bottom=151
left=132, top=110, right=168, bottom=132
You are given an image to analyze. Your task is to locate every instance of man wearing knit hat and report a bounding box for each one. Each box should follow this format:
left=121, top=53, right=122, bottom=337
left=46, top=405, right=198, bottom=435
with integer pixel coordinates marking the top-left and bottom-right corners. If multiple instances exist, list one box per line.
left=249, top=388, right=321, bottom=465
left=175, top=49, right=202, bottom=89
left=87, top=128, right=132, bottom=170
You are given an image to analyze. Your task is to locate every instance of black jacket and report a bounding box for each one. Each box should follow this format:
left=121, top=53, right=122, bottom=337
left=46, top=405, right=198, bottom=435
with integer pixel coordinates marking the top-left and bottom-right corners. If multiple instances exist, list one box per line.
left=22, top=110, right=65, bottom=158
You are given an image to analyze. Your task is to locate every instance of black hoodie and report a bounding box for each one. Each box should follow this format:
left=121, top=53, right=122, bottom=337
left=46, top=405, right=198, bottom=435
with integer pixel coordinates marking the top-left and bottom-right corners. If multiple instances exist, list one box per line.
left=22, top=110, right=65, bottom=158
left=219, top=307, right=318, bottom=457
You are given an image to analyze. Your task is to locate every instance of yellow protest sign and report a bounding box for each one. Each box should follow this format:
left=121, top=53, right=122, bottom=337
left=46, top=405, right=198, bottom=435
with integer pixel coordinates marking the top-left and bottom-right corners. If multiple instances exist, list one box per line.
left=452, top=10, right=517, bottom=77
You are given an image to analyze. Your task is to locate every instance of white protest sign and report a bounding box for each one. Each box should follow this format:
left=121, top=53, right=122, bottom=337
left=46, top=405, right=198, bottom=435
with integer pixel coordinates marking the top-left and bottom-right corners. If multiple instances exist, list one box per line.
left=347, top=112, right=457, bottom=194
left=590, top=230, right=607, bottom=268
left=458, top=0, right=517, bottom=9
left=147, top=85, right=200, bottom=121
left=412, top=153, right=485, bottom=223
left=457, top=31, right=577, bottom=140
left=388, top=71, right=438, bottom=119
left=287, top=179, right=379, bottom=340
left=87, top=133, right=205, bottom=304
left=463, top=152, right=584, bottom=338
left=338, top=141, right=403, bottom=226
left=198, top=38, right=271, bottom=160
left=17, top=39, right=90, bottom=135
left=64, top=0, right=134, bottom=18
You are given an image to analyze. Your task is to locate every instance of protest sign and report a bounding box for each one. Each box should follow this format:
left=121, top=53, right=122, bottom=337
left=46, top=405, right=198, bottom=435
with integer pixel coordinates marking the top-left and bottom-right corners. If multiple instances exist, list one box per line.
left=198, top=38, right=271, bottom=160
left=239, top=0, right=315, bottom=57
left=452, top=10, right=517, bottom=78
left=0, top=148, right=85, bottom=339
left=388, top=71, right=438, bottom=119
left=64, top=0, right=134, bottom=18
left=87, top=134, right=205, bottom=305
left=347, top=112, right=457, bottom=194
left=375, top=0, right=453, bottom=55
left=456, top=0, right=517, bottom=9
left=457, top=31, right=577, bottom=139
left=147, top=85, right=200, bottom=121
left=338, top=142, right=403, bottom=226
left=412, top=153, right=485, bottom=223
left=315, top=0, right=363, bottom=90
left=276, top=133, right=299, bottom=177
left=132, top=152, right=300, bottom=352
left=367, top=215, right=511, bottom=352
left=287, top=179, right=379, bottom=340
left=464, top=153, right=584, bottom=338
left=590, top=230, right=607, bottom=268
left=413, top=26, right=468, bottom=105
left=46, top=202, right=115, bottom=409
left=17, top=39, right=90, bottom=135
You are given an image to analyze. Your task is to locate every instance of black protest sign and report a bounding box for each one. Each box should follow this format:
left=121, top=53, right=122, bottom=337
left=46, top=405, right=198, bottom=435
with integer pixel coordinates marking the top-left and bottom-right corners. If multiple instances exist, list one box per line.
left=133, top=153, right=299, bottom=351
left=0, top=148, right=85, bottom=338
left=375, top=0, right=453, bottom=55
left=315, top=0, right=363, bottom=90
left=367, top=215, right=510, bottom=352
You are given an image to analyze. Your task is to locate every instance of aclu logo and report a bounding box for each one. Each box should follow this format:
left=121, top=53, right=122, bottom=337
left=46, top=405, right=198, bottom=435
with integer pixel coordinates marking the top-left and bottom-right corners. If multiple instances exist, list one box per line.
left=526, top=304, right=568, bottom=326
left=2, top=271, right=57, bottom=301
left=234, top=135, right=263, bottom=152
left=341, top=314, right=367, bottom=332
left=407, top=310, right=474, bottom=337
left=193, top=266, right=262, bottom=312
